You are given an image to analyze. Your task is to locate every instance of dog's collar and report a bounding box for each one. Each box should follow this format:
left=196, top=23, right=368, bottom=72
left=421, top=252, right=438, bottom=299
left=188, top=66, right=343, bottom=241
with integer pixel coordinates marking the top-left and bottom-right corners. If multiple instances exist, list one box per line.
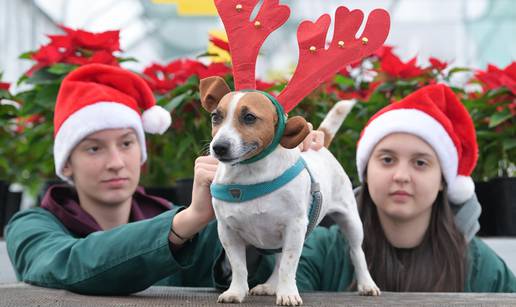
left=211, top=157, right=305, bottom=202
left=238, top=90, right=286, bottom=164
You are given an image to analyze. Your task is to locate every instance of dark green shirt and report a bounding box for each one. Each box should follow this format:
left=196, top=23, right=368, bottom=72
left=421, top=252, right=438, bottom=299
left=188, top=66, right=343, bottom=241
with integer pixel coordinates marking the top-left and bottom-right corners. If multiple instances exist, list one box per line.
left=297, top=226, right=516, bottom=292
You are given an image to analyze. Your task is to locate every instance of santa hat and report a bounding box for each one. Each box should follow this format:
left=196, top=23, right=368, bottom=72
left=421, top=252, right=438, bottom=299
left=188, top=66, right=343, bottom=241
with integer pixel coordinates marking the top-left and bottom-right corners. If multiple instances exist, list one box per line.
left=53, top=63, right=171, bottom=182
left=356, top=84, right=478, bottom=204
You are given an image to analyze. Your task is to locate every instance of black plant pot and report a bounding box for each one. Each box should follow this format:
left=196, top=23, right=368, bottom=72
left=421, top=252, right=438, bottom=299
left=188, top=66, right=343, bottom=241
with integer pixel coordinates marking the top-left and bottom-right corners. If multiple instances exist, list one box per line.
left=477, top=177, right=516, bottom=236
left=0, top=181, right=22, bottom=238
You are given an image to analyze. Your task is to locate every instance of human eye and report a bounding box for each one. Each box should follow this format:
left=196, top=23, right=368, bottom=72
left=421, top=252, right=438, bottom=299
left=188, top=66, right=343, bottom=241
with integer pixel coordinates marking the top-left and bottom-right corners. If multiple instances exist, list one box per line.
left=414, top=159, right=429, bottom=168
left=379, top=155, right=394, bottom=165
left=86, top=145, right=100, bottom=154
left=122, top=139, right=134, bottom=148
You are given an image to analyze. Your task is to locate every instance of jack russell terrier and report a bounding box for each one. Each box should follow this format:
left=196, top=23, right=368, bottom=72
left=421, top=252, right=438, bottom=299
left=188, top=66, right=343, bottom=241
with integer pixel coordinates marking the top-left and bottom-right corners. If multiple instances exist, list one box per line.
left=202, top=0, right=389, bottom=305
left=200, top=76, right=380, bottom=306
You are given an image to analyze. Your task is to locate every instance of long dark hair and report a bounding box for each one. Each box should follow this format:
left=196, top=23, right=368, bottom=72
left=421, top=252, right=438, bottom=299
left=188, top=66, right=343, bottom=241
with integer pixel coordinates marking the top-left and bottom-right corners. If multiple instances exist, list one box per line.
left=358, top=184, right=467, bottom=292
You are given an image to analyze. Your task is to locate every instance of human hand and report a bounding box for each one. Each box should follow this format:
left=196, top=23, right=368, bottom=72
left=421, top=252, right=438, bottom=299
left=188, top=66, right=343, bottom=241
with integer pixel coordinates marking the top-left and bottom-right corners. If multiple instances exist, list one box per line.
left=189, top=155, right=219, bottom=224
left=169, top=156, right=219, bottom=245
left=298, top=123, right=325, bottom=152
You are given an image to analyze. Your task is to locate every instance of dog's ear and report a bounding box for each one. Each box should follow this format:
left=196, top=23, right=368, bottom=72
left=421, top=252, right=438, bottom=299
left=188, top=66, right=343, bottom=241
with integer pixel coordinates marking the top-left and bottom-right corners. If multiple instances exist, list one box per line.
left=280, top=116, right=310, bottom=149
left=199, top=76, right=231, bottom=112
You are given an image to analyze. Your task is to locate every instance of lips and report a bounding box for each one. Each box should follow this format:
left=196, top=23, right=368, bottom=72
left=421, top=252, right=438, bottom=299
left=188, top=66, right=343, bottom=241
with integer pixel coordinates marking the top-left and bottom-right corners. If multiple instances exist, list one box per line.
left=390, top=190, right=411, bottom=197
left=389, top=190, right=413, bottom=203
left=101, top=177, right=129, bottom=188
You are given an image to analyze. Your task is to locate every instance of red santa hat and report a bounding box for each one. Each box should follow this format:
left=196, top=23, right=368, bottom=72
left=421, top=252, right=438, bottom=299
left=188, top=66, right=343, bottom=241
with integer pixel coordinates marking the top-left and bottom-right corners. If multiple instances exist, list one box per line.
left=356, top=84, right=478, bottom=204
left=53, top=63, right=171, bottom=182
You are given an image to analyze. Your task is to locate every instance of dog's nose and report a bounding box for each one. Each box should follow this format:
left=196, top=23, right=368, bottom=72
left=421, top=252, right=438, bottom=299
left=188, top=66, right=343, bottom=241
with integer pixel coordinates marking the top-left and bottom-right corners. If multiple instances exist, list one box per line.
left=213, top=143, right=229, bottom=157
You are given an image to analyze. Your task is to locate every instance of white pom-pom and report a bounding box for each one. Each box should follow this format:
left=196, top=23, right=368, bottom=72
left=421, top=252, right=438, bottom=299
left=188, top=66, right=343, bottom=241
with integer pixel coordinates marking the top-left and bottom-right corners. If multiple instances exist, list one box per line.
left=448, top=175, right=475, bottom=204
left=142, top=105, right=171, bottom=134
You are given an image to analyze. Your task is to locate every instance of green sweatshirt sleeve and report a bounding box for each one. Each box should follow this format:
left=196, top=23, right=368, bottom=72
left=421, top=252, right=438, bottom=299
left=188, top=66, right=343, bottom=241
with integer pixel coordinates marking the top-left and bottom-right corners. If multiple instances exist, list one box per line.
left=5, top=207, right=221, bottom=295
left=466, top=237, right=516, bottom=292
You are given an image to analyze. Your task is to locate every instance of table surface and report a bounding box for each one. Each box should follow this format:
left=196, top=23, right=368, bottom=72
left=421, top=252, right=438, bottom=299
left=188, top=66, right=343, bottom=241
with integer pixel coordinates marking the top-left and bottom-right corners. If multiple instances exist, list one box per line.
left=1, top=284, right=516, bottom=307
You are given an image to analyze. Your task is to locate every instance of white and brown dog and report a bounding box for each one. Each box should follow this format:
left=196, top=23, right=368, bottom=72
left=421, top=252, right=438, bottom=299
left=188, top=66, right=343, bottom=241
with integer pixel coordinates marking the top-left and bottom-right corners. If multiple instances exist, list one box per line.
left=200, top=76, right=379, bottom=306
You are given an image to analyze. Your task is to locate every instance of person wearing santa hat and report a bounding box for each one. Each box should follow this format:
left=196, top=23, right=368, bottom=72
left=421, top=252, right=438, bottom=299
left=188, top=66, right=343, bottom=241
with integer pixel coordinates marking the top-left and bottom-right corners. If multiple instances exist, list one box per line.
left=293, top=84, right=515, bottom=292
left=4, top=64, right=244, bottom=293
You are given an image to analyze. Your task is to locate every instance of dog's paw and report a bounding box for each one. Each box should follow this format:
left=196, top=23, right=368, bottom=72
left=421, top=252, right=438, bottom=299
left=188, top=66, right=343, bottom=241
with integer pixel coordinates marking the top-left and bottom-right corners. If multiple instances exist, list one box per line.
left=217, top=290, right=246, bottom=303
left=357, top=283, right=381, bottom=296
left=250, top=284, right=276, bottom=296
left=276, top=293, right=303, bottom=306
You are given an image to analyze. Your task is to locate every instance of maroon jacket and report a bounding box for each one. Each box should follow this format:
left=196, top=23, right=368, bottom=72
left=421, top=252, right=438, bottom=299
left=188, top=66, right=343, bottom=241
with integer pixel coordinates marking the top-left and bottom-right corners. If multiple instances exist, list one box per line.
left=40, top=184, right=172, bottom=237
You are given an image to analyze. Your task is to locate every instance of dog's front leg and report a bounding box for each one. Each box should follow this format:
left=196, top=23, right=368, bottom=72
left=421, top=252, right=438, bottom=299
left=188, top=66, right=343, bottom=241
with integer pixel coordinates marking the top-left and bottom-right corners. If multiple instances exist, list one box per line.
left=276, top=222, right=305, bottom=306
left=217, top=223, right=249, bottom=303
left=250, top=253, right=281, bottom=296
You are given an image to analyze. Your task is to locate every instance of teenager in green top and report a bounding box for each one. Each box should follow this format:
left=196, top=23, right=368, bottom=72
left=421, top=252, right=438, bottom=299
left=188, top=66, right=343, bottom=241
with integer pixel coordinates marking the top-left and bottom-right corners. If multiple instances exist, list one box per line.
left=296, top=84, right=516, bottom=292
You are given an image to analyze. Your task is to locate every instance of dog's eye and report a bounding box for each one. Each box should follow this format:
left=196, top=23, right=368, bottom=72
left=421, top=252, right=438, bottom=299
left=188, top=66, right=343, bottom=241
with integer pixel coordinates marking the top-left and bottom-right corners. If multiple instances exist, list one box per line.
left=211, top=112, right=223, bottom=125
left=243, top=113, right=257, bottom=124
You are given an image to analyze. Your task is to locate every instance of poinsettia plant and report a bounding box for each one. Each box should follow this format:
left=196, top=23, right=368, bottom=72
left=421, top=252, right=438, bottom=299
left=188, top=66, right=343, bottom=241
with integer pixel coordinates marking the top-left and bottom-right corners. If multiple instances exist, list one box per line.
left=5, top=26, right=515, bottom=195
left=8, top=26, right=132, bottom=193
left=0, top=77, right=19, bottom=183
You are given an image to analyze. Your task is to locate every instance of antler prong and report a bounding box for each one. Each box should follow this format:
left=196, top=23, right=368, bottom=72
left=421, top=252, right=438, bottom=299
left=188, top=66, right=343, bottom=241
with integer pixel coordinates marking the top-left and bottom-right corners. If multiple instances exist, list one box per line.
left=214, top=0, right=290, bottom=90
left=278, top=7, right=390, bottom=112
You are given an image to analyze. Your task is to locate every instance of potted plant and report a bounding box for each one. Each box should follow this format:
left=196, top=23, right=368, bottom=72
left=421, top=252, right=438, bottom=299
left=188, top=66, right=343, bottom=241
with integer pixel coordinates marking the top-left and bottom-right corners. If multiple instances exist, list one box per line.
left=0, top=78, right=24, bottom=237
left=465, top=63, right=516, bottom=236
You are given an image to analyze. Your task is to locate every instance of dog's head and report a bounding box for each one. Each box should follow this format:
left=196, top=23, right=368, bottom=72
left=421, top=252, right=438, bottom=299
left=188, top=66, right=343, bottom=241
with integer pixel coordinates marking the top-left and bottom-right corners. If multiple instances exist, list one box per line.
left=200, top=76, right=310, bottom=163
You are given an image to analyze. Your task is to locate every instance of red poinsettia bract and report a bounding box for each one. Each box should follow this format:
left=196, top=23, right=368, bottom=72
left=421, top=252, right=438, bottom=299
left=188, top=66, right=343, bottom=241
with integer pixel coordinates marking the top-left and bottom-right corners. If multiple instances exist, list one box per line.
left=209, top=35, right=230, bottom=52
left=0, top=82, right=10, bottom=91
left=27, top=26, right=120, bottom=76
left=143, top=59, right=231, bottom=94
left=380, top=47, right=423, bottom=79
left=475, top=62, right=516, bottom=95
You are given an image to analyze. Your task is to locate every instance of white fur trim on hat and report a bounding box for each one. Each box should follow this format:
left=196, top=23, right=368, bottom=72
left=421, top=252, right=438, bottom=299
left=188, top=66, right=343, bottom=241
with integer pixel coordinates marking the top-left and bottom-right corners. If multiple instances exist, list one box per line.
left=356, top=108, right=471, bottom=200
left=53, top=102, right=147, bottom=183
left=142, top=105, right=171, bottom=134
left=448, top=175, right=475, bottom=204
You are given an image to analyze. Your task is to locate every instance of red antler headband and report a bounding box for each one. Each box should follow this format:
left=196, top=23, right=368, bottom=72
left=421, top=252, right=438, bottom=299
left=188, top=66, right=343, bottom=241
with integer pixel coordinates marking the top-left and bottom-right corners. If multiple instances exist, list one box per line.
left=214, top=0, right=390, bottom=113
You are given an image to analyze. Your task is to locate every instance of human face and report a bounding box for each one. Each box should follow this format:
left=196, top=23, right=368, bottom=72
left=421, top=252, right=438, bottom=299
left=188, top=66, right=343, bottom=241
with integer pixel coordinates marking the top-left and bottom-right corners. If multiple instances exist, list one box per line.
left=62, top=128, right=141, bottom=207
left=366, top=133, right=443, bottom=223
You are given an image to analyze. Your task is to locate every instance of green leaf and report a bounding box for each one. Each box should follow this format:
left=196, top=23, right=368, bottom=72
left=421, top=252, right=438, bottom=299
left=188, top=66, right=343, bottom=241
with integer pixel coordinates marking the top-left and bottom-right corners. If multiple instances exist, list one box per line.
left=334, top=75, right=355, bottom=87
left=163, top=92, right=189, bottom=112
left=448, top=67, right=470, bottom=76
left=488, top=109, right=512, bottom=128
left=18, top=51, right=35, bottom=60
left=486, top=87, right=510, bottom=98
left=118, top=57, right=138, bottom=63
left=47, top=63, right=77, bottom=75
left=503, top=139, right=516, bottom=151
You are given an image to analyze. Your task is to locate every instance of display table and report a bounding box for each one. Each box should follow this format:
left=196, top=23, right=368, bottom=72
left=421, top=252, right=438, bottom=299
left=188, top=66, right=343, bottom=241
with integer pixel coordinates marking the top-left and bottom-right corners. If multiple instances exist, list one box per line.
left=1, top=283, right=516, bottom=306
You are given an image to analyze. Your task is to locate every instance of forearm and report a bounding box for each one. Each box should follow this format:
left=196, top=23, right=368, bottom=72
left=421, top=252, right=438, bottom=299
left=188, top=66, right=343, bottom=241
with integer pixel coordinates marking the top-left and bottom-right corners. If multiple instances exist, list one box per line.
left=7, top=208, right=196, bottom=294
left=169, top=205, right=214, bottom=244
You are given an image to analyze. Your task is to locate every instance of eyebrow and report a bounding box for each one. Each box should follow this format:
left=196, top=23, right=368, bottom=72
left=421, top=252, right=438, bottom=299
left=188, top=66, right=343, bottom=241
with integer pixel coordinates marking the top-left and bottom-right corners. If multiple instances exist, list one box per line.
left=375, top=148, right=435, bottom=159
left=83, top=131, right=136, bottom=142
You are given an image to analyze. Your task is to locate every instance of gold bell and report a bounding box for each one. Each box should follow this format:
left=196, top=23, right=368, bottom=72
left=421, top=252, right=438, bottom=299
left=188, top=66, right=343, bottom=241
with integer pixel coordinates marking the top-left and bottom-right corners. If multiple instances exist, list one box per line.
left=309, top=46, right=317, bottom=53
left=235, top=4, right=243, bottom=12
left=361, top=37, right=369, bottom=45
left=338, top=40, right=345, bottom=48
left=254, top=21, right=261, bottom=28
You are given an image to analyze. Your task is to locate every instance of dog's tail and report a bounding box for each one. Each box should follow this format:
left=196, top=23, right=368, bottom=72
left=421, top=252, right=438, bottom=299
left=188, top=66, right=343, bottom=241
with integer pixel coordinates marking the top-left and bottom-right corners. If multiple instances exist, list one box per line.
left=317, top=99, right=356, bottom=147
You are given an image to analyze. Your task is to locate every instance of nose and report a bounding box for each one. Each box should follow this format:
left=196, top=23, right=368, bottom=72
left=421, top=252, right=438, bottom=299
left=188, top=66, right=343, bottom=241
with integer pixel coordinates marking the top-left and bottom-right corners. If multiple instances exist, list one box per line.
left=107, top=148, right=125, bottom=171
left=212, top=142, right=230, bottom=157
left=392, top=164, right=410, bottom=184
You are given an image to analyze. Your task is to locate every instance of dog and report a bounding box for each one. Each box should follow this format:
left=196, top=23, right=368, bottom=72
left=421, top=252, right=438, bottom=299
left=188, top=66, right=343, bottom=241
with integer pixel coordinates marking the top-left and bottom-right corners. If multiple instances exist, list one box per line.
left=200, top=76, right=380, bottom=306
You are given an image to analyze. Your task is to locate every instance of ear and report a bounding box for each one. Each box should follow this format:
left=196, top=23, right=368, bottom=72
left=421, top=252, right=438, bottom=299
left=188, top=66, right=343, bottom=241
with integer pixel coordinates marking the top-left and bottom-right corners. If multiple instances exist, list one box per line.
left=280, top=116, right=310, bottom=149
left=199, top=76, right=231, bottom=112
left=62, top=160, right=73, bottom=178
